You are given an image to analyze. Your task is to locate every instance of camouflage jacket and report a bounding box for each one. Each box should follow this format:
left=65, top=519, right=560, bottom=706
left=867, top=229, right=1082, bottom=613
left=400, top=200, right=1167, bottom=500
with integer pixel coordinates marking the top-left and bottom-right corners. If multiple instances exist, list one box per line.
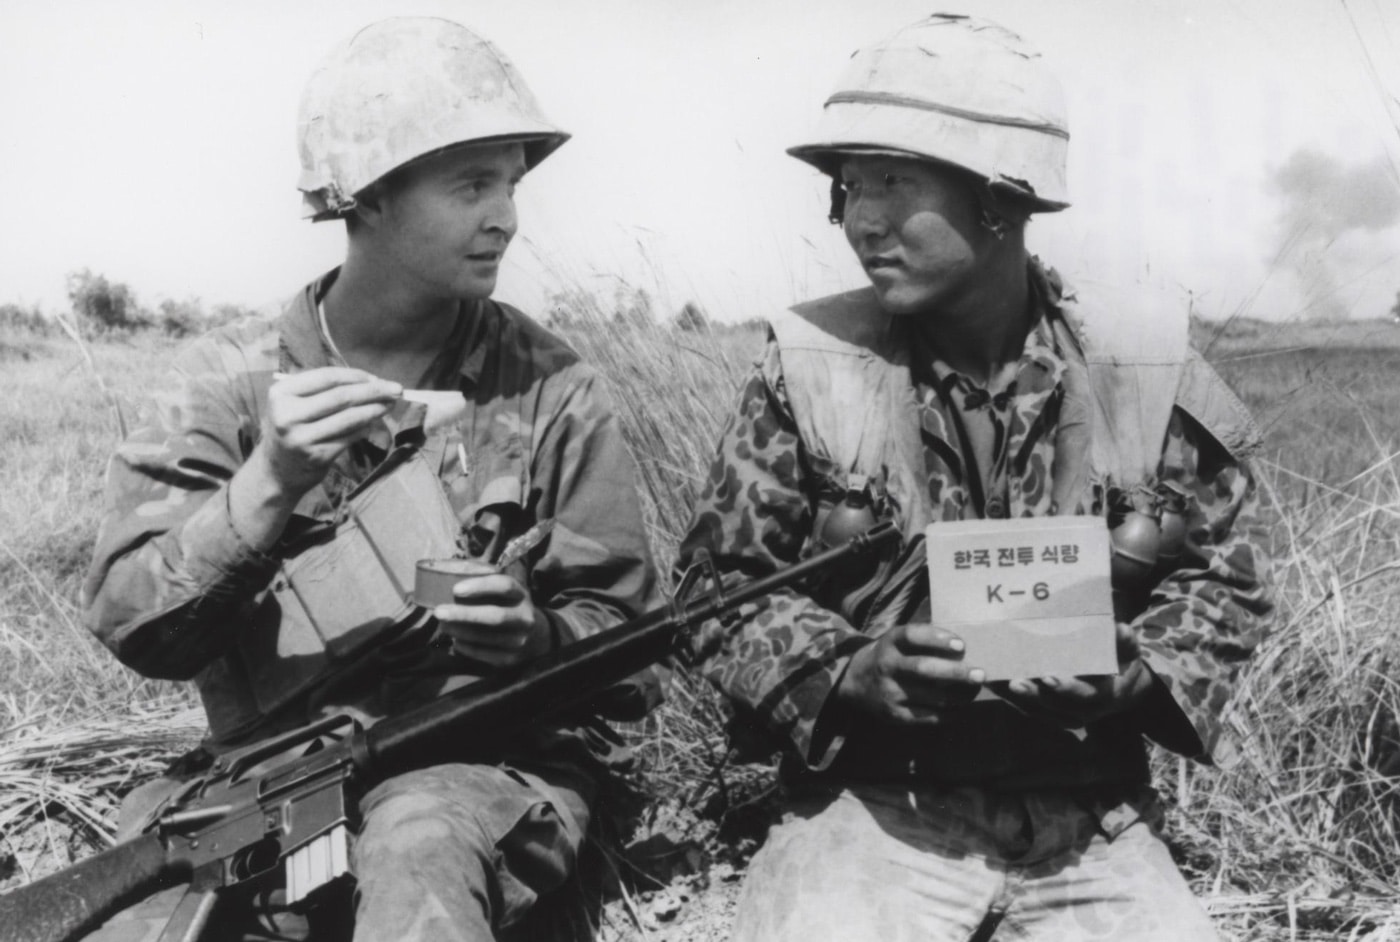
left=679, top=291, right=1273, bottom=791
left=83, top=270, right=658, bottom=749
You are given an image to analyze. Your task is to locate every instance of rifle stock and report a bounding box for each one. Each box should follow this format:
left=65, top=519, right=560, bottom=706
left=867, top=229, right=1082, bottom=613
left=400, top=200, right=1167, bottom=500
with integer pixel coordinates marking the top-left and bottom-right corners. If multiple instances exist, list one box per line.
left=0, top=522, right=898, bottom=942
left=1, top=833, right=185, bottom=942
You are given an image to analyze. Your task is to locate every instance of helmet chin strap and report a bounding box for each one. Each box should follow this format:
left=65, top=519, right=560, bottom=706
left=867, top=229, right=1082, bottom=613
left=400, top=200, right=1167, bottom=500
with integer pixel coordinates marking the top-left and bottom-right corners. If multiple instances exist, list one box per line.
left=979, top=207, right=1010, bottom=241
left=828, top=176, right=847, bottom=226
left=824, top=162, right=1027, bottom=239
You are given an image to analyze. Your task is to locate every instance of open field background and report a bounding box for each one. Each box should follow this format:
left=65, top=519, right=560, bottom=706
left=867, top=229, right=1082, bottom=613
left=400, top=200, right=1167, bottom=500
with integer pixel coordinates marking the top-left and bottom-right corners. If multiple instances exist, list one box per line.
left=2, top=308, right=1399, bottom=940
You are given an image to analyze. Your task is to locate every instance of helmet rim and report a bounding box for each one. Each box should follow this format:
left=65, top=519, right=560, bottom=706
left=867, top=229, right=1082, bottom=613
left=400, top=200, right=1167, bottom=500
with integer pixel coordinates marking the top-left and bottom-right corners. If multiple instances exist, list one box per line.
left=297, top=17, right=568, bottom=221
left=787, top=14, right=1071, bottom=212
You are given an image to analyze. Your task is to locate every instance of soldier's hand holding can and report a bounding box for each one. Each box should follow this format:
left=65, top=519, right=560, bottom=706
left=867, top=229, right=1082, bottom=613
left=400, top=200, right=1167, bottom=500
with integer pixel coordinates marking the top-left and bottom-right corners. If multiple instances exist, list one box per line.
left=426, top=559, right=552, bottom=668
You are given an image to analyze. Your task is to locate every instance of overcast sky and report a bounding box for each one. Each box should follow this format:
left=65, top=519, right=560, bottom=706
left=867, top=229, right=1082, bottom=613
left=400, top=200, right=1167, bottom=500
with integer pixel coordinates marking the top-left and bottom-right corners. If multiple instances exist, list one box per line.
left=3, top=0, right=1399, bottom=323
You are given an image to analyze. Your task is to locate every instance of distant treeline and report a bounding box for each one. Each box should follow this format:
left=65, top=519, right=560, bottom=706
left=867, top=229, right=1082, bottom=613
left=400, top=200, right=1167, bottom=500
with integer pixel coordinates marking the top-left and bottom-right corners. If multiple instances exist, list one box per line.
left=1, top=270, right=770, bottom=340
left=1, top=270, right=261, bottom=339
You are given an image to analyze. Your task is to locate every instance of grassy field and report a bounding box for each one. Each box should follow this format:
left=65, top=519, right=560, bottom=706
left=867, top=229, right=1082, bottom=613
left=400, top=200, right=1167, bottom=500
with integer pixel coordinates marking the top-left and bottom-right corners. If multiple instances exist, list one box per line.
left=1, top=311, right=1399, bottom=939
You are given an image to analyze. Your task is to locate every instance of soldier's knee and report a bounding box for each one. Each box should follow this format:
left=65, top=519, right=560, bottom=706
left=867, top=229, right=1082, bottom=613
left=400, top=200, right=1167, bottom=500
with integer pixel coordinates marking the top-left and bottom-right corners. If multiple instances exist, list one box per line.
left=364, top=794, right=461, bottom=854
left=357, top=765, right=505, bottom=863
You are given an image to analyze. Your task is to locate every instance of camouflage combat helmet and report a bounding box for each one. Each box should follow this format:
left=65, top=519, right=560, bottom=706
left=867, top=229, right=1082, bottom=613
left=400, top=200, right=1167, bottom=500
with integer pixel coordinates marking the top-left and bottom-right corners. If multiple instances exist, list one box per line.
left=788, top=13, right=1070, bottom=211
left=297, top=17, right=570, bottom=221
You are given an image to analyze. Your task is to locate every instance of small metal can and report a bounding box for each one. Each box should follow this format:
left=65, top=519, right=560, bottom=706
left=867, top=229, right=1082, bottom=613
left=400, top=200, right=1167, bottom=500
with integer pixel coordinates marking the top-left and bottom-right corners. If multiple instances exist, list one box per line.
left=414, top=557, right=494, bottom=608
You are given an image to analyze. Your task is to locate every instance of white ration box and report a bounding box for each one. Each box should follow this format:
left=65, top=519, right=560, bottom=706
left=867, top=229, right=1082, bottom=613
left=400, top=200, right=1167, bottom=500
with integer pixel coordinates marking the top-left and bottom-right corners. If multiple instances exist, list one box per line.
left=923, top=516, right=1117, bottom=681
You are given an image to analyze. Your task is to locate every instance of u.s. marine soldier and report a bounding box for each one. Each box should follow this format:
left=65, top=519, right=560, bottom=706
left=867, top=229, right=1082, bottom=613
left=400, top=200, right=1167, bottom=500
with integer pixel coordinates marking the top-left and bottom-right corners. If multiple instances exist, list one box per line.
left=82, top=17, right=656, bottom=941
left=678, top=14, right=1271, bottom=941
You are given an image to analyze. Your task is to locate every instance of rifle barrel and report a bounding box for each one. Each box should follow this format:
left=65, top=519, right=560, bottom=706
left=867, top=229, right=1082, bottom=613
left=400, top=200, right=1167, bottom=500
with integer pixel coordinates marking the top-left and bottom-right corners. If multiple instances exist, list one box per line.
left=363, top=522, right=899, bottom=775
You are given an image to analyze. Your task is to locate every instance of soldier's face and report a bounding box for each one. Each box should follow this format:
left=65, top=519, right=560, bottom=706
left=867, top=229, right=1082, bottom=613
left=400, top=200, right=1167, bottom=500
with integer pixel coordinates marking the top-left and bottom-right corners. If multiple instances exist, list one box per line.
left=375, top=142, right=526, bottom=301
left=839, top=155, right=991, bottom=317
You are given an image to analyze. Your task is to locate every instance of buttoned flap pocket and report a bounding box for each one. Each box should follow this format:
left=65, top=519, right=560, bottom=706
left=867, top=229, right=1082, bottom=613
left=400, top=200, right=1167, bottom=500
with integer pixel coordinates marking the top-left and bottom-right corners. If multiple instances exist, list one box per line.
left=243, top=451, right=459, bottom=715
left=449, top=428, right=528, bottom=525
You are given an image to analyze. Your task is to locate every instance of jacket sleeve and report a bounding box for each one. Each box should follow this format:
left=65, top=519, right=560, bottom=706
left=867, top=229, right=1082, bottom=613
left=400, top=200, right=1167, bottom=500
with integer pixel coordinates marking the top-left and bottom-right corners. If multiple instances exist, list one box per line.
left=1132, top=408, right=1274, bottom=763
left=523, top=362, right=664, bottom=719
left=677, top=341, right=872, bottom=767
left=81, top=334, right=281, bottom=680
left=527, top=363, right=660, bottom=638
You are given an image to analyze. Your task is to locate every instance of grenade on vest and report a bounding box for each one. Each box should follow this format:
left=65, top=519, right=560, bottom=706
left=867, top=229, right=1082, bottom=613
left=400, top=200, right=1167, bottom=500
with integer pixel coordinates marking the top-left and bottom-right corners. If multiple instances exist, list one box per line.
left=1109, top=483, right=1190, bottom=579
left=1109, top=493, right=1157, bottom=622
left=1155, top=481, right=1189, bottom=570
left=816, top=474, right=879, bottom=550
left=812, top=475, right=882, bottom=591
left=1108, top=482, right=1191, bottom=620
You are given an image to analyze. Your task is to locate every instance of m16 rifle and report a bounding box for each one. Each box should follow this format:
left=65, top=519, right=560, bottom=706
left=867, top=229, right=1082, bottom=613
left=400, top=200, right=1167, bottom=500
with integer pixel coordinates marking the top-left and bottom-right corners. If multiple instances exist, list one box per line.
left=0, top=522, right=898, bottom=942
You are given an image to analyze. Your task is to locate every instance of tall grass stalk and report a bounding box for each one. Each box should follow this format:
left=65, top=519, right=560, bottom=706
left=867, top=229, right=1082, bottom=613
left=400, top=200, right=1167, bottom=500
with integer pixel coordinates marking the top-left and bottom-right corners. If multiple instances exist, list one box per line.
left=1170, top=454, right=1400, bottom=932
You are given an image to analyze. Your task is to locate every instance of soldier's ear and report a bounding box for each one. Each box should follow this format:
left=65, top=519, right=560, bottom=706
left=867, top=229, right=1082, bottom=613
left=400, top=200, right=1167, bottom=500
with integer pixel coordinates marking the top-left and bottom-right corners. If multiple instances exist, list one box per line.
left=347, top=180, right=393, bottom=233
left=348, top=198, right=378, bottom=233
left=981, top=181, right=1034, bottom=231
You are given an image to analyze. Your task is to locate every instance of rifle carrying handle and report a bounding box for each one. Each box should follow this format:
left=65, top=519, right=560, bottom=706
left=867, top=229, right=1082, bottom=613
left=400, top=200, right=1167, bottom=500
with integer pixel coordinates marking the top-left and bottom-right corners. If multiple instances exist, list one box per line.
left=0, top=832, right=187, bottom=942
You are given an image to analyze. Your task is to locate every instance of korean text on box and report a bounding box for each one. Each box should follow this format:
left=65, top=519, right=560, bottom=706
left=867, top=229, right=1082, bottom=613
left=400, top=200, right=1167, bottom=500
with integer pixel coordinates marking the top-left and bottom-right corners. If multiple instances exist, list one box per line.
left=924, top=516, right=1117, bottom=682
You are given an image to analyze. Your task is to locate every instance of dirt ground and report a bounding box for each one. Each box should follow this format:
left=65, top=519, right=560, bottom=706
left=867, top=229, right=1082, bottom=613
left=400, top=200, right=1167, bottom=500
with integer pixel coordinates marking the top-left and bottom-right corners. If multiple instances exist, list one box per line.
left=591, top=790, right=767, bottom=942
left=599, top=861, right=744, bottom=942
left=0, top=814, right=87, bottom=892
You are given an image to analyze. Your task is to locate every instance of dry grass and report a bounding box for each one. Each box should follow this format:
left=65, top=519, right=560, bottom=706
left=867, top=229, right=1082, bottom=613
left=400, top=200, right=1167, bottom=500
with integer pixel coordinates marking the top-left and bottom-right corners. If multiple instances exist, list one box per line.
left=0, top=332, right=192, bottom=730
left=1163, top=320, right=1400, bottom=938
left=0, top=701, right=205, bottom=860
left=2, top=309, right=1400, bottom=940
left=554, top=309, right=761, bottom=563
left=1164, top=454, right=1400, bottom=939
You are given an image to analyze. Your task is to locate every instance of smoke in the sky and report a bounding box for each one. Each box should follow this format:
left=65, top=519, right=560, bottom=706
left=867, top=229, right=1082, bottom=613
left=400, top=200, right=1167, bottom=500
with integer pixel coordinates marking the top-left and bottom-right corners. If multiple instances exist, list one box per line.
left=1268, top=148, right=1400, bottom=319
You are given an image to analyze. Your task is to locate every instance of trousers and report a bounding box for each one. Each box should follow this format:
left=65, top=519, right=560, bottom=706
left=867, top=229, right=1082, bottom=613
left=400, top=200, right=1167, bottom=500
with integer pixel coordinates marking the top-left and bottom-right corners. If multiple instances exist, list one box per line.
left=731, top=782, right=1219, bottom=942
left=83, top=761, right=595, bottom=942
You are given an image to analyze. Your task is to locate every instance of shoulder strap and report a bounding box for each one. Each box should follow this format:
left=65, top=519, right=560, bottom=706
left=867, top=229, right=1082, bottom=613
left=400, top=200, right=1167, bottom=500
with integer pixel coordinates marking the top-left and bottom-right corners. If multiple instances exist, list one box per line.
left=772, top=288, right=892, bottom=355
left=1175, top=350, right=1264, bottom=457
left=768, top=291, right=931, bottom=536
left=1056, top=277, right=1190, bottom=487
